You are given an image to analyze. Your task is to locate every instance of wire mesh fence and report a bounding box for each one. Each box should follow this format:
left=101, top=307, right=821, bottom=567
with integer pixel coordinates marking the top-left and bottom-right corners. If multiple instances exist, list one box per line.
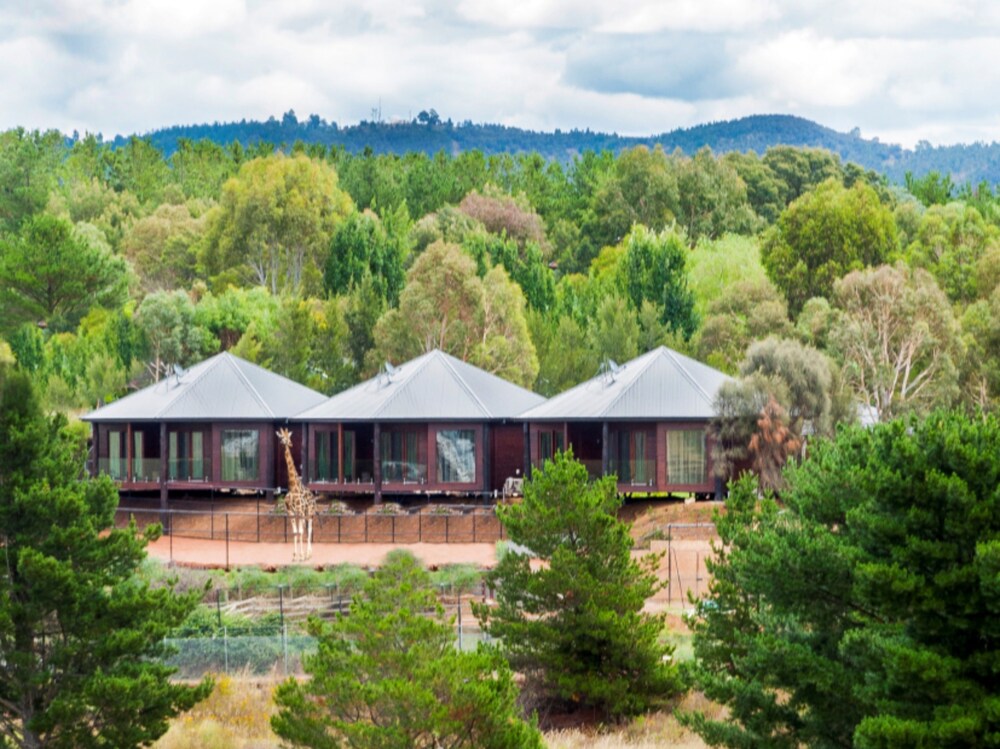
left=116, top=501, right=506, bottom=545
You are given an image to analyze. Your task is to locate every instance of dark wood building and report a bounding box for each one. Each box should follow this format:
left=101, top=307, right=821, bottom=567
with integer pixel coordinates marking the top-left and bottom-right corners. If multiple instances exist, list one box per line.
left=520, top=347, right=732, bottom=497
left=82, top=352, right=328, bottom=511
left=293, top=350, right=545, bottom=501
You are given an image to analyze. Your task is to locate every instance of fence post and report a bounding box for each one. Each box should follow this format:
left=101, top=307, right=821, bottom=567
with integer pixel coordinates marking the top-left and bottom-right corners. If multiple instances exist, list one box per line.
left=278, top=584, right=286, bottom=628
left=224, top=625, right=229, bottom=673
left=418, top=507, right=422, bottom=541
left=282, top=623, right=288, bottom=677
left=445, top=515, right=449, bottom=543
left=169, top=522, right=173, bottom=564
left=667, top=525, right=672, bottom=605
left=337, top=515, right=341, bottom=544
left=457, top=588, right=463, bottom=651
left=472, top=511, right=476, bottom=543
left=257, top=497, right=260, bottom=542
left=365, top=513, right=368, bottom=543
left=225, top=514, right=230, bottom=571
left=392, top=515, right=395, bottom=543
left=211, top=500, right=215, bottom=540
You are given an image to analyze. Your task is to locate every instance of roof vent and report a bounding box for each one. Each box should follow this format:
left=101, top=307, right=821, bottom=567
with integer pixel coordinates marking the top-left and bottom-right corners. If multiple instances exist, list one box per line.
left=171, top=363, right=187, bottom=387
left=598, top=359, right=621, bottom=387
left=377, top=361, right=398, bottom=388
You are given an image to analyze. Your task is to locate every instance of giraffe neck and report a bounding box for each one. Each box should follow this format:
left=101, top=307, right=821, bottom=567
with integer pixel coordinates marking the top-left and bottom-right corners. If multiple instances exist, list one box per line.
left=284, top=445, right=302, bottom=494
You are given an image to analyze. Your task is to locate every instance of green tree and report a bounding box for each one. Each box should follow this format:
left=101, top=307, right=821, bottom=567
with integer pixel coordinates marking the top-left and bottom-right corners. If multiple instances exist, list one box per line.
left=615, top=225, right=698, bottom=339
left=696, top=279, right=792, bottom=374
left=0, top=367, right=211, bottom=748
left=685, top=411, right=1000, bottom=747
left=831, top=263, right=962, bottom=421
left=675, top=147, right=759, bottom=243
left=121, top=202, right=208, bottom=292
left=0, top=214, right=129, bottom=332
left=134, top=290, right=216, bottom=380
left=323, top=207, right=408, bottom=306
left=201, top=154, right=353, bottom=295
left=0, top=128, right=63, bottom=232
left=273, top=550, right=541, bottom=749
left=529, top=312, right=598, bottom=396
left=762, top=178, right=898, bottom=315
left=371, top=242, right=537, bottom=386
left=476, top=450, right=681, bottom=721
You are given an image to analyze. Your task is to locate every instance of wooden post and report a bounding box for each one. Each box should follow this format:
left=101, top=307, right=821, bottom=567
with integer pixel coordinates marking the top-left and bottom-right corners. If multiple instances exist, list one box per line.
left=601, top=421, right=609, bottom=477
left=481, top=424, right=491, bottom=498
left=159, top=422, right=169, bottom=533
left=126, top=423, right=133, bottom=483
left=522, top=421, right=531, bottom=479
left=373, top=422, right=382, bottom=504
left=300, top=422, right=309, bottom=484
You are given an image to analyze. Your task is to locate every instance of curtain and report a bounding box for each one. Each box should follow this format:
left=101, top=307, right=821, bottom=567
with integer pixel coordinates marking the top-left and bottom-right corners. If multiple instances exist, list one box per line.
left=221, top=430, right=259, bottom=482
left=437, top=430, right=476, bottom=483
left=667, top=430, right=706, bottom=485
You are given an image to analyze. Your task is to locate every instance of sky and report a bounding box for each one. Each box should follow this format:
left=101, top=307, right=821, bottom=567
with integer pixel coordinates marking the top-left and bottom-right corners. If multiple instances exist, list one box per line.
left=3, top=0, right=1000, bottom=148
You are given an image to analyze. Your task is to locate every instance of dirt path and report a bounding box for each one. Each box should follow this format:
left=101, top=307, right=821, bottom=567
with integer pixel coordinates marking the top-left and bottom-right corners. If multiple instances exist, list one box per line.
left=146, top=534, right=498, bottom=568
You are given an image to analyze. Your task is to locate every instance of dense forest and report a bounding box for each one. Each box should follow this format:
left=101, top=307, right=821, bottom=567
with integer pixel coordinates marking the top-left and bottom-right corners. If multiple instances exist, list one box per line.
left=1, top=124, right=999, bottom=464
left=114, top=112, right=1000, bottom=185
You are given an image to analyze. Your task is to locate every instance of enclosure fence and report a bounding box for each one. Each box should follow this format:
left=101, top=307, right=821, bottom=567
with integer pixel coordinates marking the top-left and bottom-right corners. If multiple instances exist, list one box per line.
left=116, top=502, right=507, bottom=546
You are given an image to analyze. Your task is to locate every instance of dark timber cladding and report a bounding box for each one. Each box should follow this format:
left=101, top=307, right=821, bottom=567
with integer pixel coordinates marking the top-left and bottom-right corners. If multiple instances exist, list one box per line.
left=81, top=352, right=328, bottom=520
left=293, top=349, right=544, bottom=500
left=521, top=346, right=733, bottom=496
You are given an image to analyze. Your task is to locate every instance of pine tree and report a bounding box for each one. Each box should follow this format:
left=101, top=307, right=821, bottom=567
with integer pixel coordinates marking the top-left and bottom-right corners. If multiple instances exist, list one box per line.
left=686, top=411, right=1000, bottom=747
left=475, top=449, right=682, bottom=721
left=273, top=550, right=541, bottom=749
left=0, top=366, right=210, bottom=749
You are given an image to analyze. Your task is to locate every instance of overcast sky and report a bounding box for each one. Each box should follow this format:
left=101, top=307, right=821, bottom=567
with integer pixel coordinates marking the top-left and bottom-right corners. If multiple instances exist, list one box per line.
left=3, top=0, right=1000, bottom=148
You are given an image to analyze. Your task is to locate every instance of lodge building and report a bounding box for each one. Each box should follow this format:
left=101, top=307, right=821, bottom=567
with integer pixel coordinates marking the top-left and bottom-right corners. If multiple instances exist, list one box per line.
left=83, top=346, right=731, bottom=506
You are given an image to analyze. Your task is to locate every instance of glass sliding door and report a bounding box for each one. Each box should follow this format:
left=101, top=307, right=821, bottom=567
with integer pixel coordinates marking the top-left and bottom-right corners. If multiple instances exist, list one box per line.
left=380, top=429, right=424, bottom=483
left=221, top=429, right=259, bottom=482
left=169, top=430, right=206, bottom=481
left=667, top=430, right=706, bottom=485
left=107, top=430, right=126, bottom=480
left=315, top=431, right=339, bottom=482
left=437, top=429, right=476, bottom=483
left=610, top=429, right=651, bottom=485
left=538, top=430, right=564, bottom=462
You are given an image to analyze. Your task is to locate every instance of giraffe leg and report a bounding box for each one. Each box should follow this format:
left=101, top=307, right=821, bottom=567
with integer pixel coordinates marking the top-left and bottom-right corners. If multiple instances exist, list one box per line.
left=291, top=518, right=301, bottom=561
left=305, top=517, right=313, bottom=560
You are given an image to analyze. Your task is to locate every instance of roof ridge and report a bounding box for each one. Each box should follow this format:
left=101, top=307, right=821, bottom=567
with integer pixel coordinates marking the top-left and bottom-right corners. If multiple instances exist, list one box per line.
left=600, top=348, right=660, bottom=417
left=370, top=350, right=436, bottom=418
left=662, top=347, right=714, bottom=407
left=437, top=351, right=492, bottom=418
left=223, top=352, right=275, bottom=419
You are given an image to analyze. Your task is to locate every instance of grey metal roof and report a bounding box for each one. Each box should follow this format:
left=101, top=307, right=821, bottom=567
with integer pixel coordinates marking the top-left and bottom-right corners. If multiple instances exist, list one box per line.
left=520, top=346, right=732, bottom=421
left=294, top=349, right=545, bottom=422
left=83, top=352, right=327, bottom=422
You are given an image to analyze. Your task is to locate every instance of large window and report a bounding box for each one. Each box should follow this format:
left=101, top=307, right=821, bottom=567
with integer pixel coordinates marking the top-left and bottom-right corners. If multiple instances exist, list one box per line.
left=538, top=430, right=564, bottom=462
left=315, top=431, right=339, bottom=482
left=667, top=430, right=706, bottom=485
left=221, top=429, right=259, bottom=482
left=343, top=430, right=358, bottom=482
left=437, top=429, right=476, bottom=483
left=610, top=429, right=651, bottom=485
left=381, top=430, right=423, bottom=483
left=107, top=429, right=126, bottom=480
left=169, top=430, right=205, bottom=481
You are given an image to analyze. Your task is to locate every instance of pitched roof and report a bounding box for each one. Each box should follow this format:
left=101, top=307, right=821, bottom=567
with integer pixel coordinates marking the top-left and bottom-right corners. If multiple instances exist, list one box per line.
left=520, top=346, right=732, bottom=421
left=83, top=352, right=327, bottom=422
left=295, top=349, right=545, bottom=422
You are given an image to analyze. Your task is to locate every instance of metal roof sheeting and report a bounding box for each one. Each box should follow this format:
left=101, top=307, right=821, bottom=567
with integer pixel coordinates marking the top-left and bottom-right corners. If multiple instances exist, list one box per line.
left=295, top=349, right=545, bottom=422
left=83, top=352, right=327, bottom=422
left=519, top=346, right=732, bottom=421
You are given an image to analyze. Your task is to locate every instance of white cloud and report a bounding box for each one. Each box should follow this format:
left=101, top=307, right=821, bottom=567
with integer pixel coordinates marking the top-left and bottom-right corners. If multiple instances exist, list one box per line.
left=2, top=0, right=1000, bottom=146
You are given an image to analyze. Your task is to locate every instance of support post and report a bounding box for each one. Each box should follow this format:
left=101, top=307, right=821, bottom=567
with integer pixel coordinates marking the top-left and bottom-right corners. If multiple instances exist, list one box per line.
left=482, top=424, right=491, bottom=498
left=373, top=422, right=382, bottom=504
left=159, top=422, right=169, bottom=533
left=300, top=422, right=309, bottom=484
left=601, top=421, right=610, bottom=477
left=522, top=421, right=531, bottom=480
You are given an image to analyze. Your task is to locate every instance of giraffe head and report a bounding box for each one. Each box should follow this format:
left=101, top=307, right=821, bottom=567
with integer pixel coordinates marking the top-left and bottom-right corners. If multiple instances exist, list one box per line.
left=276, top=428, right=294, bottom=448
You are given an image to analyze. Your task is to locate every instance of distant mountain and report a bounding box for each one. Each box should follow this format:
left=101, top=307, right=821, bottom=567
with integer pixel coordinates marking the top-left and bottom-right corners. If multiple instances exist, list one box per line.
left=114, top=112, right=1000, bottom=186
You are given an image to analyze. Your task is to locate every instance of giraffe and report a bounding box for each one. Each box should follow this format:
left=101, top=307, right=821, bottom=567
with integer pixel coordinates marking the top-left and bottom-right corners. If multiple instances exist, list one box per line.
left=276, top=428, right=316, bottom=562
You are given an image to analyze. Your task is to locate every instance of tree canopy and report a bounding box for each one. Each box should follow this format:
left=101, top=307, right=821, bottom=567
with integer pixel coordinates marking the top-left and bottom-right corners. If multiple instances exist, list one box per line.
left=0, top=366, right=211, bottom=748
left=686, top=410, right=1000, bottom=747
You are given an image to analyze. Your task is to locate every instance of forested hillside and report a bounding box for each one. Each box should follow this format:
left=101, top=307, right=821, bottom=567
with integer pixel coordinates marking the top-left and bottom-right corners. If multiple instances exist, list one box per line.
left=1, top=126, right=999, bottom=452
left=114, top=112, right=1000, bottom=186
